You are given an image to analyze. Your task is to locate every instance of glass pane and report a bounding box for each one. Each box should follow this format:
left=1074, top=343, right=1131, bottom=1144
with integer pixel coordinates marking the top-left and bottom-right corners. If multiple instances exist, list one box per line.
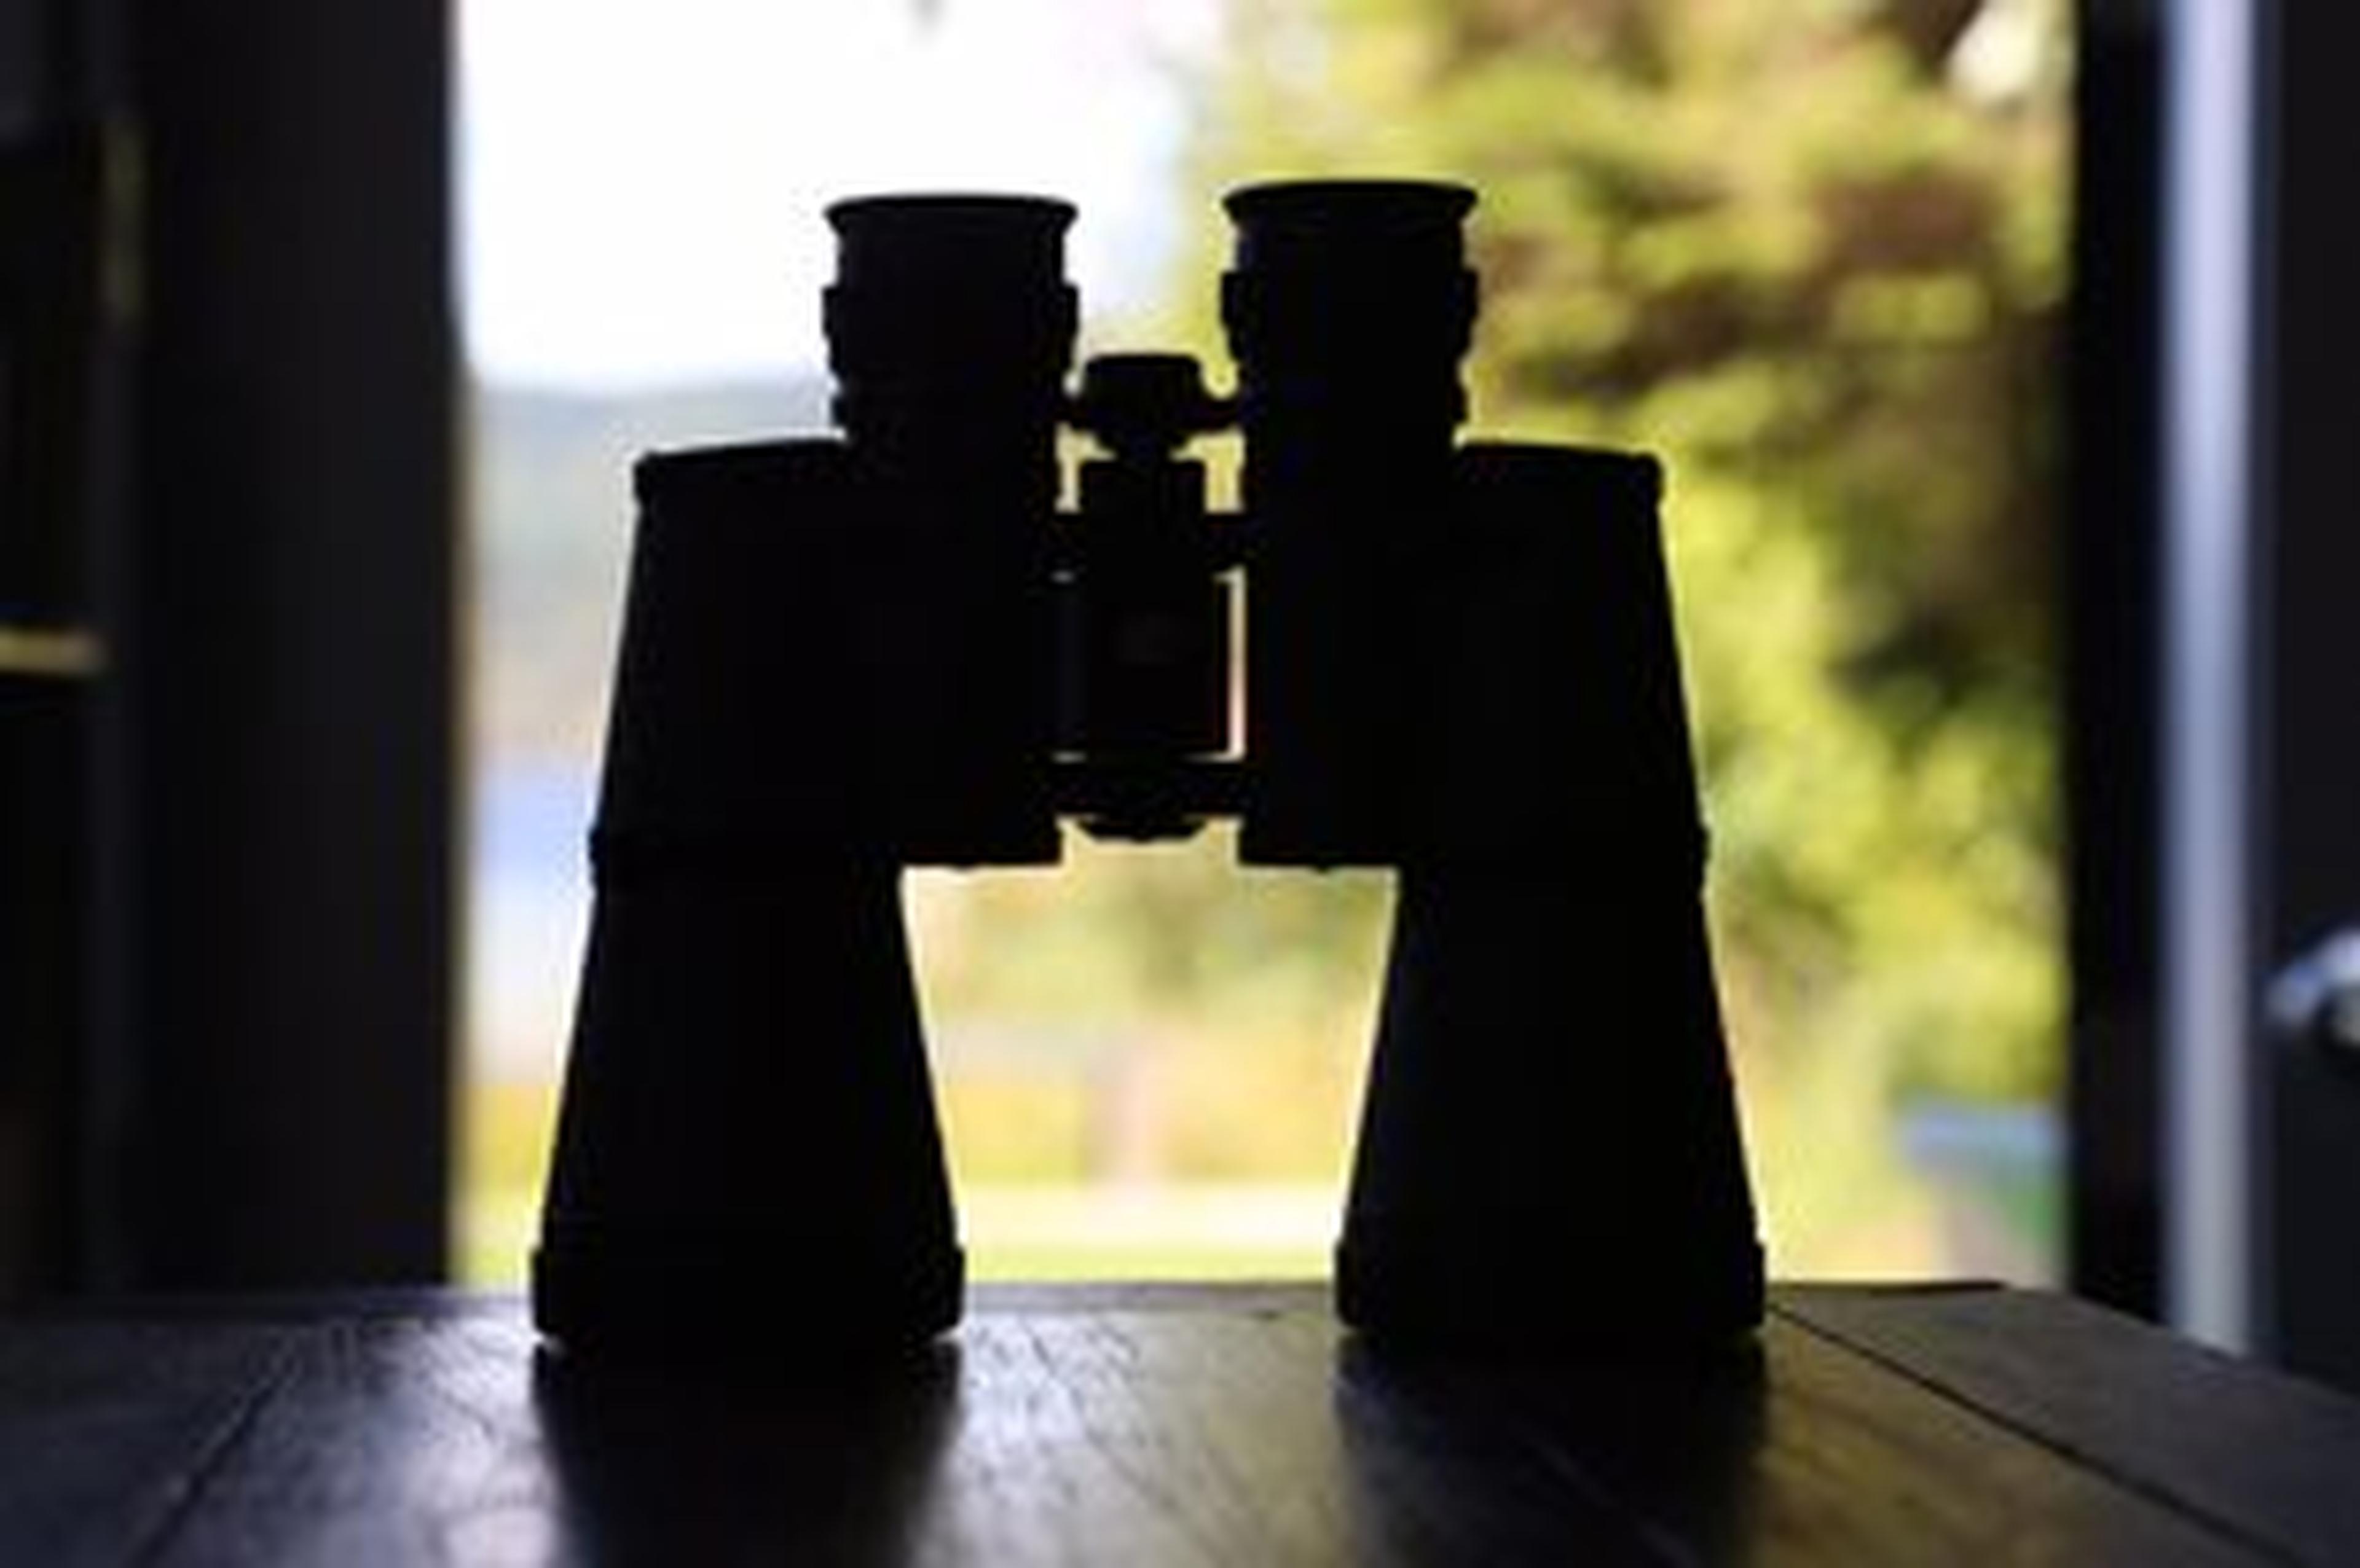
left=458, top=0, right=2067, bottom=1287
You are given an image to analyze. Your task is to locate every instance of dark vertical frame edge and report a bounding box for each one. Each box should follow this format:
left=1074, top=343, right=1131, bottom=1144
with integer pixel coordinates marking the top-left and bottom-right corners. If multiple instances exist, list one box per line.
left=114, top=0, right=454, bottom=1287
left=2064, top=0, right=2165, bottom=1317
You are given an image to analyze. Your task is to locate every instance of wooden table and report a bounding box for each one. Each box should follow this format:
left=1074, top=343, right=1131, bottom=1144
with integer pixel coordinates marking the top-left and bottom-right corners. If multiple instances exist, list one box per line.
left=3, top=1282, right=2358, bottom=1564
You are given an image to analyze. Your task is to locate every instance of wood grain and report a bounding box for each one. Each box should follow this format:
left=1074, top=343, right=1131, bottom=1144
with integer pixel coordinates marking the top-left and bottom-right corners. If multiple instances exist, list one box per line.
left=0, top=1318, right=296, bottom=1567
left=1778, top=1282, right=2360, bottom=1564
left=0, top=1285, right=2339, bottom=1564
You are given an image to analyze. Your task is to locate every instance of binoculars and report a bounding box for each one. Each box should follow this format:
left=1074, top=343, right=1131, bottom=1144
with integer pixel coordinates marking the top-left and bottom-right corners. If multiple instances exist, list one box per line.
left=533, top=179, right=1763, bottom=1357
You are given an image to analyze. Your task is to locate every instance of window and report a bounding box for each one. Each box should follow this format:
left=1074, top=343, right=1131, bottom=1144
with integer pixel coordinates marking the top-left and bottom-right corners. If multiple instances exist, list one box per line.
left=458, top=0, right=2069, bottom=1287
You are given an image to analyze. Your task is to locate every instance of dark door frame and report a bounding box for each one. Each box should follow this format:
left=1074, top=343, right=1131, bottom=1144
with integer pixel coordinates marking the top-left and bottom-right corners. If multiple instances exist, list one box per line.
left=2066, top=0, right=2168, bottom=1323
left=2074, top=0, right=2360, bottom=1391
left=104, top=0, right=455, bottom=1288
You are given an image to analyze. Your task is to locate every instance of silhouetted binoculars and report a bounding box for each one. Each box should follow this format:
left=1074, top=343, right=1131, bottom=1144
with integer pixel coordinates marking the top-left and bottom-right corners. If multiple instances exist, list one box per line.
left=534, top=180, right=1763, bottom=1358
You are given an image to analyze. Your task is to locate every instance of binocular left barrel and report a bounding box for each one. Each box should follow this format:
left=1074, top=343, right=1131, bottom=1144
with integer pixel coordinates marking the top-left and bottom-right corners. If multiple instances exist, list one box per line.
left=826, top=194, right=1077, bottom=866
left=534, top=443, right=965, bottom=1352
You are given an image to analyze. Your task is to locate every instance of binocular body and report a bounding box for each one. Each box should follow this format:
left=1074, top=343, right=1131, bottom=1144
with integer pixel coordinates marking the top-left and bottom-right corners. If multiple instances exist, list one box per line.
left=534, top=182, right=1763, bottom=1357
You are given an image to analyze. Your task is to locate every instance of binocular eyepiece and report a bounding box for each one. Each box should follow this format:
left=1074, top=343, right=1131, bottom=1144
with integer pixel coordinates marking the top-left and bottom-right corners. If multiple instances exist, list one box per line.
left=533, top=180, right=1763, bottom=1362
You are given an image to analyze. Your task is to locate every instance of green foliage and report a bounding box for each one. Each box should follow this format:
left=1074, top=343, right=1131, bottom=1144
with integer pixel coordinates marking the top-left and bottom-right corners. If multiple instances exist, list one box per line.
left=1170, top=0, right=2067, bottom=1120
left=911, top=831, right=1390, bottom=1186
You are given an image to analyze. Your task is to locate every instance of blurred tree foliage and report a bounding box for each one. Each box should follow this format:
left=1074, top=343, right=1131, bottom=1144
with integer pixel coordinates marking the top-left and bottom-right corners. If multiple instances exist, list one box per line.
left=927, top=0, right=2067, bottom=1261
left=1172, top=0, right=2069, bottom=1100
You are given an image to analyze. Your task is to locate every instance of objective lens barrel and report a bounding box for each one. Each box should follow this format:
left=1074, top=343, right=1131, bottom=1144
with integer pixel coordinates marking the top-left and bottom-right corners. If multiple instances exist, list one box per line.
left=1337, top=442, right=1763, bottom=1350
left=537, top=442, right=964, bottom=1354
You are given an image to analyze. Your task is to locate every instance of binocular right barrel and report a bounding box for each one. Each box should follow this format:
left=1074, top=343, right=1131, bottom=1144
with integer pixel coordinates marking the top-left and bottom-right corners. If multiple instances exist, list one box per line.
left=1337, top=444, right=1764, bottom=1348
left=1222, top=180, right=1477, bottom=866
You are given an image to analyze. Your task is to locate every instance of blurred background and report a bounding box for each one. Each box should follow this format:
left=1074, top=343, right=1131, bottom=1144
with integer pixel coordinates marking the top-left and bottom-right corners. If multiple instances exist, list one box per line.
left=457, top=0, right=2069, bottom=1286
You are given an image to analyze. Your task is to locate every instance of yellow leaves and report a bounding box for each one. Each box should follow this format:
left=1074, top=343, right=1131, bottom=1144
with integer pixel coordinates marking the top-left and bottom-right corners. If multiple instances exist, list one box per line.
left=1830, top=272, right=1992, bottom=344
left=1662, top=466, right=2059, bottom=1106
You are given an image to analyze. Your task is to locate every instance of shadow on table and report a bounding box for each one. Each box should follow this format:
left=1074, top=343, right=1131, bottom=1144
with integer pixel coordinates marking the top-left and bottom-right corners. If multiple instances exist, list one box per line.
left=1335, top=1335, right=1768, bottom=1562
left=530, top=1343, right=961, bottom=1565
